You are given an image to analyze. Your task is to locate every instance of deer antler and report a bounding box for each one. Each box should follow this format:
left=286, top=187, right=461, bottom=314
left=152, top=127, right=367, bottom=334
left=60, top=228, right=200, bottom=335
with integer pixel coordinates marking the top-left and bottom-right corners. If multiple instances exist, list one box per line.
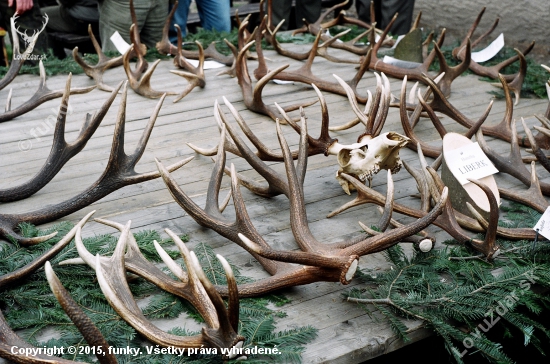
left=236, top=40, right=316, bottom=121
left=0, top=82, right=190, bottom=245
left=170, top=30, right=206, bottom=102
left=253, top=18, right=371, bottom=103
left=72, top=24, right=127, bottom=92
left=453, top=7, right=534, bottom=97
left=0, top=78, right=121, bottom=202
left=156, top=108, right=447, bottom=296
left=0, top=62, right=95, bottom=122
left=72, top=220, right=244, bottom=355
left=0, top=212, right=120, bottom=364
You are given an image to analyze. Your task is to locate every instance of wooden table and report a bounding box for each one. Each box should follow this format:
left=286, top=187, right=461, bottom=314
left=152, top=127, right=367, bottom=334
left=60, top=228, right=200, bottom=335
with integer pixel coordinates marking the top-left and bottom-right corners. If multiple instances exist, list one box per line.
left=0, top=43, right=547, bottom=363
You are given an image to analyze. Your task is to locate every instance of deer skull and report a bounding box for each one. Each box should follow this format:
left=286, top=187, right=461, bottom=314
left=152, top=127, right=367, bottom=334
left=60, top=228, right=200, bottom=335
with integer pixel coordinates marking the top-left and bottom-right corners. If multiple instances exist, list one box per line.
left=332, top=132, right=410, bottom=194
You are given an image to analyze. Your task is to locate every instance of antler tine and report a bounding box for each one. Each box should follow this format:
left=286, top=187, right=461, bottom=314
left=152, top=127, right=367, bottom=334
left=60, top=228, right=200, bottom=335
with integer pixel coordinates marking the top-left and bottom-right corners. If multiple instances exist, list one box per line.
left=188, top=251, right=245, bottom=355
left=316, top=28, right=362, bottom=64
left=0, top=81, right=122, bottom=202
left=339, top=177, right=448, bottom=256
left=498, top=162, right=548, bottom=213
left=403, top=160, right=431, bottom=213
left=476, top=124, right=550, bottom=195
left=223, top=96, right=293, bottom=161
left=423, top=74, right=507, bottom=143
left=433, top=39, right=471, bottom=98
left=92, top=223, right=208, bottom=348
left=215, top=254, right=240, bottom=333
left=371, top=73, right=392, bottom=138
left=254, top=20, right=368, bottom=103
left=171, top=39, right=206, bottom=102
left=156, top=0, right=179, bottom=55
left=73, top=25, right=124, bottom=92
left=280, top=84, right=338, bottom=157
left=0, top=211, right=94, bottom=288
left=333, top=73, right=369, bottom=131
left=490, top=49, right=527, bottom=106
left=453, top=9, right=534, bottom=83
left=465, top=179, right=500, bottom=259
left=0, top=310, right=82, bottom=363
left=45, top=262, right=118, bottom=364
left=329, top=90, right=372, bottom=132
left=187, top=99, right=239, bottom=157
left=521, top=117, right=550, bottom=173
left=204, top=123, right=230, bottom=214
left=0, top=62, right=96, bottom=122
left=399, top=76, right=442, bottom=157
left=376, top=170, right=394, bottom=231
left=220, top=109, right=289, bottom=197
left=0, top=85, right=190, bottom=244
left=268, top=18, right=311, bottom=60
left=452, top=7, right=487, bottom=59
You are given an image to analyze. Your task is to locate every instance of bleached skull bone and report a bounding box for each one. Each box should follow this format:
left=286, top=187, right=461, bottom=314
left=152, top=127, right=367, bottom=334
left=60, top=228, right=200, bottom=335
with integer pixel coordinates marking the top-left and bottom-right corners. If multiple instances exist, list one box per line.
left=331, top=132, right=410, bottom=194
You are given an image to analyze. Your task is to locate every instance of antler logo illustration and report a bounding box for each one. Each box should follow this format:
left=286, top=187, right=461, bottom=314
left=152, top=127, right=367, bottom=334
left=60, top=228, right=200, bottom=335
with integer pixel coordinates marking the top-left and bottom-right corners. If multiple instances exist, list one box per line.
left=11, top=12, right=48, bottom=55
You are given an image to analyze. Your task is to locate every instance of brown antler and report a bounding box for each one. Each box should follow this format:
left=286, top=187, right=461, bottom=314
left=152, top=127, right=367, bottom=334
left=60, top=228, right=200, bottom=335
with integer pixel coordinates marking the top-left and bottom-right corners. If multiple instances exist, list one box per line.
left=452, top=7, right=534, bottom=97
left=398, top=76, right=490, bottom=158
left=72, top=220, right=244, bottom=356
left=0, top=62, right=95, bottom=122
left=156, top=108, right=447, bottom=296
left=367, top=14, right=469, bottom=98
left=0, top=78, right=121, bottom=202
left=236, top=40, right=316, bottom=121
left=170, top=30, right=206, bottom=102
left=253, top=19, right=371, bottom=103
left=0, top=212, right=117, bottom=363
left=0, top=83, right=190, bottom=245
left=72, top=24, right=126, bottom=92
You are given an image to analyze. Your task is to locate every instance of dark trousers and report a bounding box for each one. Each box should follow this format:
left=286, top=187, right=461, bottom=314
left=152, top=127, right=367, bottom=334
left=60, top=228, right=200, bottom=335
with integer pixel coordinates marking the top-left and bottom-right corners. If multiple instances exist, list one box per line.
left=356, top=0, right=416, bottom=36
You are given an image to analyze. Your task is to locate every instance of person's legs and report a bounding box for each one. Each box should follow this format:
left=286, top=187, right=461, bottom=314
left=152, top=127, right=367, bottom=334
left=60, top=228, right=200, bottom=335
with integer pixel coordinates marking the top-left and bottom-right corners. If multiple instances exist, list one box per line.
left=42, top=6, right=86, bottom=33
left=170, top=0, right=191, bottom=41
left=380, top=0, right=415, bottom=35
left=140, top=0, right=168, bottom=49
left=195, top=0, right=230, bottom=33
left=294, top=0, right=321, bottom=29
left=270, top=0, right=292, bottom=31
left=99, top=0, right=132, bottom=52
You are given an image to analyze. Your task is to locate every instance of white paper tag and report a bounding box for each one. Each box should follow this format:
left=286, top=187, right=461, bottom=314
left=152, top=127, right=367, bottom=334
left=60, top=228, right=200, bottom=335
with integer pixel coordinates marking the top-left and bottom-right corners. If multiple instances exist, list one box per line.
left=382, top=55, right=423, bottom=69
left=444, top=142, right=499, bottom=185
left=533, top=207, right=550, bottom=240
left=110, top=31, right=131, bottom=55
left=272, top=79, right=294, bottom=85
left=471, top=33, right=505, bottom=63
left=186, top=59, right=226, bottom=69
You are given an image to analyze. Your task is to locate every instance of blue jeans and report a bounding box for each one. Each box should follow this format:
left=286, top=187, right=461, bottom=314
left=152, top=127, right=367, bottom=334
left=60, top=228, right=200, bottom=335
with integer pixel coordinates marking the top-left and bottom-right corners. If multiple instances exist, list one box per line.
left=170, top=0, right=231, bottom=41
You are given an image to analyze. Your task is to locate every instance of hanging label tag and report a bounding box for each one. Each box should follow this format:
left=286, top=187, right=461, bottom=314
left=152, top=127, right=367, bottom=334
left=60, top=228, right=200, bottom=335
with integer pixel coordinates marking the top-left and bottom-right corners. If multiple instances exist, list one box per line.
left=471, top=33, right=504, bottom=63
left=110, top=31, right=131, bottom=55
left=444, top=142, right=499, bottom=185
left=533, top=207, right=550, bottom=240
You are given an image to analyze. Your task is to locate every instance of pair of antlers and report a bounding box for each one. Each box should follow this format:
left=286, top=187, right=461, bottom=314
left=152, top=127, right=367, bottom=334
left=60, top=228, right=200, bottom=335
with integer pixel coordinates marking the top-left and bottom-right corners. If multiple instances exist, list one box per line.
left=0, top=212, right=244, bottom=362
left=0, top=80, right=187, bottom=245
